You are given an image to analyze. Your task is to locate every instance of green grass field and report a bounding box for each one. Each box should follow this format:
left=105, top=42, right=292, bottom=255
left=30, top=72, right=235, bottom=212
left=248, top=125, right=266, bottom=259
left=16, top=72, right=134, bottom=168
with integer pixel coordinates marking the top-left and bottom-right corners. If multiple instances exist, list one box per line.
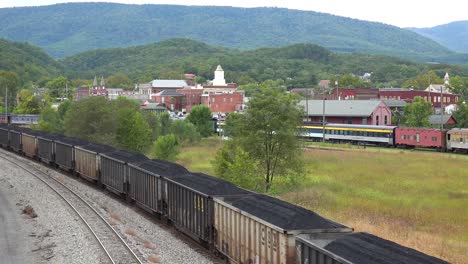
left=177, top=138, right=468, bottom=263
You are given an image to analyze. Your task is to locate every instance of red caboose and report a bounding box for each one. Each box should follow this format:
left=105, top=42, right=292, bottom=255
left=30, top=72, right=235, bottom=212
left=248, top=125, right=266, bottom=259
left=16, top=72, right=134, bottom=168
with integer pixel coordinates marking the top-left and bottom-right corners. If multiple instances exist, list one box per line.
left=395, top=127, right=447, bottom=150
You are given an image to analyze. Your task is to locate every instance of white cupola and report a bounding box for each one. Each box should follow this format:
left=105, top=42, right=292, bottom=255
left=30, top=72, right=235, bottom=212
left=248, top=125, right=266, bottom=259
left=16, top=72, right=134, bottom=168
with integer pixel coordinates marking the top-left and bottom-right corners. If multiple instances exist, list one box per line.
left=212, top=65, right=227, bottom=86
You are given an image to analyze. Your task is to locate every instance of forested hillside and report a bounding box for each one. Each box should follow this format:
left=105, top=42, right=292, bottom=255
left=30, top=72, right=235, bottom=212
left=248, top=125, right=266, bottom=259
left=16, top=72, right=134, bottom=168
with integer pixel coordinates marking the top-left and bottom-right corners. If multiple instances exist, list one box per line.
left=0, top=38, right=61, bottom=85
left=409, top=21, right=468, bottom=53
left=61, top=39, right=468, bottom=88
left=0, top=2, right=462, bottom=62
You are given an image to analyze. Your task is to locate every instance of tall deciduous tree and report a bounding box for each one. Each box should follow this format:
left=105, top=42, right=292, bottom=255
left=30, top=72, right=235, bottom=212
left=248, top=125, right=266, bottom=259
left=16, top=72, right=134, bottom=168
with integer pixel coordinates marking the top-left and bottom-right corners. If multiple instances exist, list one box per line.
left=106, top=73, right=134, bottom=90
left=151, top=134, right=180, bottom=161
left=63, top=96, right=116, bottom=144
left=215, top=87, right=305, bottom=192
left=186, top=105, right=213, bottom=137
left=402, top=96, right=433, bottom=127
left=403, top=70, right=443, bottom=89
left=46, top=76, right=72, bottom=98
left=125, top=112, right=151, bottom=152
left=0, top=71, right=19, bottom=110
left=453, top=103, right=468, bottom=128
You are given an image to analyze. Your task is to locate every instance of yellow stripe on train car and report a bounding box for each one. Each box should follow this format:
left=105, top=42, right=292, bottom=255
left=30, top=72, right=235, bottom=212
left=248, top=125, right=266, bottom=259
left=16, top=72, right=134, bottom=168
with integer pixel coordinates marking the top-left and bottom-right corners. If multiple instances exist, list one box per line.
left=301, top=126, right=394, bottom=134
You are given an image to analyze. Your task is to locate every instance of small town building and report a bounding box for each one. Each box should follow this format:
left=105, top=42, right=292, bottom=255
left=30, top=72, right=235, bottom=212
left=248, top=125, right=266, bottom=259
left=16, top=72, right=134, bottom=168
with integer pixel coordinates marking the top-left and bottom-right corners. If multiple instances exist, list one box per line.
left=151, top=90, right=185, bottom=111
left=201, top=91, right=244, bottom=113
left=428, top=114, right=457, bottom=128
left=151, top=80, right=189, bottom=94
left=379, top=88, right=460, bottom=110
left=177, top=88, right=203, bottom=112
left=300, top=100, right=392, bottom=126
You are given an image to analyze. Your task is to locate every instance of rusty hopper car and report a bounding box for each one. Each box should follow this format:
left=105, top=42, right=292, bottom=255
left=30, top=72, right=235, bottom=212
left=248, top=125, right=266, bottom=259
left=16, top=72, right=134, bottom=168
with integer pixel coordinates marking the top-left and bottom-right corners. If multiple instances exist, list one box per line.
left=214, top=194, right=352, bottom=264
left=165, top=173, right=252, bottom=246
left=128, top=159, right=190, bottom=215
left=54, top=137, right=89, bottom=171
left=37, top=134, right=63, bottom=165
left=21, top=129, right=44, bottom=158
left=0, top=124, right=9, bottom=148
left=296, top=232, right=448, bottom=264
left=100, top=150, right=147, bottom=196
left=74, top=143, right=115, bottom=181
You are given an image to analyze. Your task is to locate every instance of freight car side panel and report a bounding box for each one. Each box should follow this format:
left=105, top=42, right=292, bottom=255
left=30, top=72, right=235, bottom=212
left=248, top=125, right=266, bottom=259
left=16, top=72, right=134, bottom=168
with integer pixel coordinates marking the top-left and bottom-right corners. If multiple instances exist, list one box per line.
left=166, top=180, right=211, bottom=243
left=54, top=142, right=74, bottom=170
left=101, top=157, right=127, bottom=195
left=447, top=129, right=468, bottom=151
left=22, top=134, right=37, bottom=158
left=0, top=127, right=8, bottom=147
left=75, top=148, right=99, bottom=181
left=128, top=165, right=163, bottom=214
left=37, top=138, right=54, bottom=164
left=9, top=130, right=22, bottom=152
left=214, top=201, right=291, bottom=264
left=295, top=236, right=350, bottom=264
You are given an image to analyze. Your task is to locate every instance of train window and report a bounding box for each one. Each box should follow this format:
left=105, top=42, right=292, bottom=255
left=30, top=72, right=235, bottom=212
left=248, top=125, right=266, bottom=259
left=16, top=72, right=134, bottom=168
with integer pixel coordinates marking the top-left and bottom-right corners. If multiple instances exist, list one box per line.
left=432, top=137, right=437, bottom=142
left=401, top=135, right=405, bottom=140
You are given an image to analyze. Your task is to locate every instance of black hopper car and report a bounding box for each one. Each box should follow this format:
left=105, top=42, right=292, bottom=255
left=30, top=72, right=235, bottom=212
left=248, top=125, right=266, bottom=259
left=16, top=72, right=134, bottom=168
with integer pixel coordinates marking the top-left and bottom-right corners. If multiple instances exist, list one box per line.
left=0, top=125, right=448, bottom=264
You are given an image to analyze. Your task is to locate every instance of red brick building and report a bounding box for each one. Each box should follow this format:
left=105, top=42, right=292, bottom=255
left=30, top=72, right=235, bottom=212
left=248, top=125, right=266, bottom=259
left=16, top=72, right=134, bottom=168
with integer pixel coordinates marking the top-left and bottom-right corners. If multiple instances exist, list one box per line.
left=151, top=90, right=185, bottom=111
left=176, top=88, right=203, bottom=112
left=379, top=88, right=460, bottom=109
left=201, top=91, right=244, bottom=113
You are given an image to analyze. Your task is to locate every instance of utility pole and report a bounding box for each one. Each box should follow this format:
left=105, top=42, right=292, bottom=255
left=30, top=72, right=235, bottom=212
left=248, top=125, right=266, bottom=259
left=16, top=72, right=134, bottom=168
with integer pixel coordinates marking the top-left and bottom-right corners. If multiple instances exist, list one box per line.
left=4, top=87, right=7, bottom=124
left=322, top=98, right=326, bottom=142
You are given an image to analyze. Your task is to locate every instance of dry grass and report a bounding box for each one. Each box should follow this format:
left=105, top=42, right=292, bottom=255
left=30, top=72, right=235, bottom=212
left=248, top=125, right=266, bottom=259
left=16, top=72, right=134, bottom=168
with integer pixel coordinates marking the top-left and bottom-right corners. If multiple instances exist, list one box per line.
left=110, top=213, right=121, bottom=222
left=56, top=175, right=65, bottom=184
left=22, top=205, right=37, bottom=218
left=147, top=255, right=161, bottom=263
left=180, top=139, right=468, bottom=263
left=143, top=241, right=156, bottom=250
left=124, top=228, right=137, bottom=236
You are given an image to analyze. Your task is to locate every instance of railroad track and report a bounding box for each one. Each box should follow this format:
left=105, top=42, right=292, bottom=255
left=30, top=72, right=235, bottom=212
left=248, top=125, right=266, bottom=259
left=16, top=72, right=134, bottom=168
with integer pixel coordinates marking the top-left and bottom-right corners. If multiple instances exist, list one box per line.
left=0, top=150, right=143, bottom=264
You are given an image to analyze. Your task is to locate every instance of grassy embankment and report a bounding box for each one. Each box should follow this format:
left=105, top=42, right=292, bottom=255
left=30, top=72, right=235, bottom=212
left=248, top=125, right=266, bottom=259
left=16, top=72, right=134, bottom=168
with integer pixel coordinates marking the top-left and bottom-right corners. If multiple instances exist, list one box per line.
left=177, top=138, right=468, bottom=264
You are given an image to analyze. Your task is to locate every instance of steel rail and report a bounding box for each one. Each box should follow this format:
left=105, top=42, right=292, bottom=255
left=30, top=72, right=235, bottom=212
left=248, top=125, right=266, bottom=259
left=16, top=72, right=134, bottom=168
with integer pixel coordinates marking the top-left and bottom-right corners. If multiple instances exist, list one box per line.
left=0, top=150, right=143, bottom=264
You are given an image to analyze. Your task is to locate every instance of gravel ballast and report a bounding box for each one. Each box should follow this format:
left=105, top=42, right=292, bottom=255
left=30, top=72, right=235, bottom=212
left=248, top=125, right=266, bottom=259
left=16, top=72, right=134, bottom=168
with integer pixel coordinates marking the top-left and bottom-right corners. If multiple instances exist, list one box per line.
left=0, top=149, right=217, bottom=264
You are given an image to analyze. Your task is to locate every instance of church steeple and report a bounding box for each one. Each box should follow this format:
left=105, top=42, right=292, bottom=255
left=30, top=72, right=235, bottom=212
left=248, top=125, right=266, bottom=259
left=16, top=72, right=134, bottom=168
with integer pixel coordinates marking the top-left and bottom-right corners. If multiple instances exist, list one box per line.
left=100, top=76, right=105, bottom=88
left=93, top=76, right=98, bottom=88
left=444, top=72, right=450, bottom=86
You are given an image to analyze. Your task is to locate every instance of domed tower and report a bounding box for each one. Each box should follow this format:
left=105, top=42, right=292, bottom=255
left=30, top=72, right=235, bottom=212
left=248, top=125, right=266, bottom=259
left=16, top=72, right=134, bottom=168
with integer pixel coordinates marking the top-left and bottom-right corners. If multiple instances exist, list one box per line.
left=212, top=65, right=226, bottom=86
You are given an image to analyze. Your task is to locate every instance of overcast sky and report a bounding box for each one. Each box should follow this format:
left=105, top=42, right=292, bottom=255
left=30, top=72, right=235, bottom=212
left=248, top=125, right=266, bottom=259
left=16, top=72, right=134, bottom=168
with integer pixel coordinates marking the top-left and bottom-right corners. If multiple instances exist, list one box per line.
left=1, top=0, right=467, bottom=28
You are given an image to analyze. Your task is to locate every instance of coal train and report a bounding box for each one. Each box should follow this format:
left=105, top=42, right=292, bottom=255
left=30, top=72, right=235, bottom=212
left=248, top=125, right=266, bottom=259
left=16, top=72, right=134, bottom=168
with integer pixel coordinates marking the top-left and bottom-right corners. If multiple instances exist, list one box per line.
left=0, top=123, right=448, bottom=264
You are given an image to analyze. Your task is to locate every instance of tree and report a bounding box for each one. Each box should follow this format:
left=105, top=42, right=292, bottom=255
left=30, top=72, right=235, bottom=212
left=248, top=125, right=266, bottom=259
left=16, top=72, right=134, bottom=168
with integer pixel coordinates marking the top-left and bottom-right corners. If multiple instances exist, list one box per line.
left=453, top=103, right=468, bottom=128
left=0, top=71, right=20, bottom=110
left=151, top=134, right=180, bottom=161
left=45, top=76, right=71, bottom=99
left=403, top=71, right=443, bottom=89
left=106, top=73, right=134, bottom=90
left=402, top=96, right=433, bottom=127
left=63, top=96, right=116, bottom=144
left=125, top=112, right=152, bottom=152
left=170, top=120, right=201, bottom=144
left=449, top=75, right=468, bottom=102
left=13, top=89, right=42, bottom=114
left=214, top=87, right=305, bottom=192
left=186, top=105, right=213, bottom=137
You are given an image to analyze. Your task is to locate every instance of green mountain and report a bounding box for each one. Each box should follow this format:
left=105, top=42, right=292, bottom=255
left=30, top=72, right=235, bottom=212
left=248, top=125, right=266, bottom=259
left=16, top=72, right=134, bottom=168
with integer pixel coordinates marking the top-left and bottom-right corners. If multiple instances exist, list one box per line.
left=0, top=38, right=61, bottom=85
left=409, top=21, right=468, bottom=53
left=61, top=39, right=468, bottom=88
left=0, top=2, right=462, bottom=62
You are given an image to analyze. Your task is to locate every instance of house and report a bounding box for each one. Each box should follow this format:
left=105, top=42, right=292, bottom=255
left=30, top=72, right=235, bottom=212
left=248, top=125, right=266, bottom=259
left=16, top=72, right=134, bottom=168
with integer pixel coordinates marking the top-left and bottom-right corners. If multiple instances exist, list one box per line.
left=300, top=100, right=392, bottom=126
left=140, top=102, right=167, bottom=114
left=151, top=90, right=185, bottom=111
left=428, top=114, right=457, bottom=128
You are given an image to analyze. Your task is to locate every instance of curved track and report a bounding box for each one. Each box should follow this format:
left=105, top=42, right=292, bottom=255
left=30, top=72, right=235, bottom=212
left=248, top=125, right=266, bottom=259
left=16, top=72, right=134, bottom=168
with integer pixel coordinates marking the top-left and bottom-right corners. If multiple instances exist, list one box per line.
left=0, top=150, right=143, bottom=264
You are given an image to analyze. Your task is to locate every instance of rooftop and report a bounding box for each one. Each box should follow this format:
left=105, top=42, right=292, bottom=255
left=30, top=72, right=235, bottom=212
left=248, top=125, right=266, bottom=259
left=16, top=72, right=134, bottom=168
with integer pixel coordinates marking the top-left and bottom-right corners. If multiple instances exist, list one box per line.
left=300, top=100, right=385, bottom=117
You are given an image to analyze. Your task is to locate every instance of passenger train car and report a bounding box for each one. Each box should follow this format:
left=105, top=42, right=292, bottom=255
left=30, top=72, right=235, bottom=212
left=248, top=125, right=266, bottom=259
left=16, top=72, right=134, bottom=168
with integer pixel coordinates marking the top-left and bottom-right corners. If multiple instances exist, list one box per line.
left=0, top=124, right=448, bottom=263
left=299, top=123, right=468, bottom=153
